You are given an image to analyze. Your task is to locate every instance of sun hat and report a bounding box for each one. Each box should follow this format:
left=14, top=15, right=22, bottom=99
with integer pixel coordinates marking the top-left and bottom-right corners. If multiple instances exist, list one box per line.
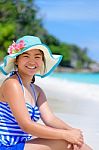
left=0, top=35, right=62, bottom=78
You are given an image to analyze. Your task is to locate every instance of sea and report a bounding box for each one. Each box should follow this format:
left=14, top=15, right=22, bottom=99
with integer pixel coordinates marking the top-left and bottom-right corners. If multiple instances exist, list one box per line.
left=50, top=72, right=99, bottom=85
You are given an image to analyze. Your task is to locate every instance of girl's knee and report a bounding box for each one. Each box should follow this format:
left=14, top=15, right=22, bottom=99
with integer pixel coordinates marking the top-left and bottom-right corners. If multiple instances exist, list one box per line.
left=25, top=139, right=73, bottom=150
left=80, top=143, right=93, bottom=150
left=52, top=139, right=73, bottom=150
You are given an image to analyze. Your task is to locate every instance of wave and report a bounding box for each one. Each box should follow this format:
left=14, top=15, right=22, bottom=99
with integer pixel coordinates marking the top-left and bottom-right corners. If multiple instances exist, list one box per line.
left=35, top=76, right=99, bottom=102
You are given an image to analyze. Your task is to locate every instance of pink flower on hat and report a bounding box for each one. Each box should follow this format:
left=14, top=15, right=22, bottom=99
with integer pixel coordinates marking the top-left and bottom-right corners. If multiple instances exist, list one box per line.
left=8, top=40, right=25, bottom=54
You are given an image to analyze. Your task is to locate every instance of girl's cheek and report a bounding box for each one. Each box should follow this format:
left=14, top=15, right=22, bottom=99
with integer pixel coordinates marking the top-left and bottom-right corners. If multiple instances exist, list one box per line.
left=38, top=60, right=43, bottom=66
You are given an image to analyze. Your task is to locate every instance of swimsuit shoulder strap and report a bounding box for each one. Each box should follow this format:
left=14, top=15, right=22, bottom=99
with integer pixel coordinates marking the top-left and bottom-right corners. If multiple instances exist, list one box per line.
left=10, top=71, right=37, bottom=103
left=30, top=83, right=38, bottom=103
left=9, top=71, right=24, bottom=92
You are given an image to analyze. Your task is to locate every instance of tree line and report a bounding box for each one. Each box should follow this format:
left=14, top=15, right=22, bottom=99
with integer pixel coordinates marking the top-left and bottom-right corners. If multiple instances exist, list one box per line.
left=0, top=0, right=93, bottom=69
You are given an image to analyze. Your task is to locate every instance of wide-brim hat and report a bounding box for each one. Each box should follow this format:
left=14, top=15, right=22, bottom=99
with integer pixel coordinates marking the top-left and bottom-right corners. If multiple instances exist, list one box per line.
left=0, top=35, right=62, bottom=78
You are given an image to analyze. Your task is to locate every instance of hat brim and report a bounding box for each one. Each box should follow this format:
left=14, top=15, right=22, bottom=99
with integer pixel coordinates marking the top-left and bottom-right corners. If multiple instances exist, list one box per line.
left=0, top=44, right=62, bottom=78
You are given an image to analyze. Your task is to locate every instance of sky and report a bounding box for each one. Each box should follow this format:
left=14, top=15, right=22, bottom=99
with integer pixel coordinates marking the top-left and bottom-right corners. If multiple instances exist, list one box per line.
left=36, top=0, right=99, bottom=62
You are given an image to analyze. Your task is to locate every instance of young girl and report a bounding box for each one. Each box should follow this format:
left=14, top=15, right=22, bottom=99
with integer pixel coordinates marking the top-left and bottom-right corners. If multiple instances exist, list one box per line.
left=0, top=35, right=92, bottom=150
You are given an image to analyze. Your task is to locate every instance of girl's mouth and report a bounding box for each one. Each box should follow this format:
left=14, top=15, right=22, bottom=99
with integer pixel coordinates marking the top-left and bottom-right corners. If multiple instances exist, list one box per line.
left=26, top=66, right=36, bottom=69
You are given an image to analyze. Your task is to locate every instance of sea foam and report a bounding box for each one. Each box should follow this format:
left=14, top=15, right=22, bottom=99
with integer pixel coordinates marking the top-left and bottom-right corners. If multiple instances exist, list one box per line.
left=35, top=76, right=99, bottom=102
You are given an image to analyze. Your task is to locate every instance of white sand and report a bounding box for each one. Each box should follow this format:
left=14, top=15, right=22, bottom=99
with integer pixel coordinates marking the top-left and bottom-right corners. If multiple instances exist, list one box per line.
left=35, top=76, right=99, bottom=150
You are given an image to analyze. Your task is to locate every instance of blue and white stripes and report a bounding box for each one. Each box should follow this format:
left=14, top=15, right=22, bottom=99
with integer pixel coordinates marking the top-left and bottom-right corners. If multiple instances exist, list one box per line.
left=0, top=71, right=41, bottom=146
left=0, top=101, right=40, bottom=146
left=27, top=103, right=41, bottom=122
left=0, top=135, right=31, bottom=146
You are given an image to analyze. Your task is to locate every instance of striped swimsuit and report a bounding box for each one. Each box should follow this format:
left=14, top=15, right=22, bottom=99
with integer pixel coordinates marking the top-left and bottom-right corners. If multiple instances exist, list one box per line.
left=0, top=71, right=41, bottom=149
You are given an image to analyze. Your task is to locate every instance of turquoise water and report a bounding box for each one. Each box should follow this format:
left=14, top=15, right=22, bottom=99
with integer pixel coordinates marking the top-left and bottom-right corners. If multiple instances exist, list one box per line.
left=51, top=72, right=99, bottom=85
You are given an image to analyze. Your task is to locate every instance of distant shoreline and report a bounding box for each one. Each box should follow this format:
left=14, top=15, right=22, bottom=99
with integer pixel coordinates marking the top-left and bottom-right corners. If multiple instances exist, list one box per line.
left=55, top=66, right=99, bottom=73
left=1, top=59, right=99, bottom=73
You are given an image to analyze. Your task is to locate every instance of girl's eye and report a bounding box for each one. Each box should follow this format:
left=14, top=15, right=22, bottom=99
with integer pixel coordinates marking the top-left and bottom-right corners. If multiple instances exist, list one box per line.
left=35, top=56, right=42, bottom=59
left=35, top=57, right=40, bottom=58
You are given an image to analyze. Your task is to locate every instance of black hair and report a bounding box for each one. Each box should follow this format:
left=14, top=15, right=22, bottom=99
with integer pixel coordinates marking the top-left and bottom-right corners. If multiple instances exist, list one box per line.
left=31, top=50, right=46, bottom=83
left=31, top=75, right=35, bottom=83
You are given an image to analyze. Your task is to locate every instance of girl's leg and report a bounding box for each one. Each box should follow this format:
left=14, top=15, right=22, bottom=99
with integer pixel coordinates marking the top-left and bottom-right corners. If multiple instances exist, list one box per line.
left=24, top=138, right=93, bottom=150
left=24, top=138, right=73, bottom=150
left=80, top=143, right=93, bottom=150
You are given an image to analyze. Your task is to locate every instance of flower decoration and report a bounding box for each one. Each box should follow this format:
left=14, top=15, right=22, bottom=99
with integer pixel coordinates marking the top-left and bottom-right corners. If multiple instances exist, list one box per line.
left=8, top=40, right=25, bottom=54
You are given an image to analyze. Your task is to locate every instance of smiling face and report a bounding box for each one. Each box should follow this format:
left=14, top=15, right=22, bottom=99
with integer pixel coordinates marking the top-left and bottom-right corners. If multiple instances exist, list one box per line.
left=15, top=49, right=44, bottom=76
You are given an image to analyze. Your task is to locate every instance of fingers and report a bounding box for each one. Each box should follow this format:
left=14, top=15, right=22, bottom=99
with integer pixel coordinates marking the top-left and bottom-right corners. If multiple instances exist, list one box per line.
left=67, top=143, right=74, bottom=149
left=65, top=128, right=84, bottom=146
left=77, top=138, right=84, bottom=147
left=67, top=144, right=72, bottom=149
left=67, top=143, right=83, bottom=150
left=73, top=144, right=80, bottom=150
left=75, top=133, right=84, bottom=147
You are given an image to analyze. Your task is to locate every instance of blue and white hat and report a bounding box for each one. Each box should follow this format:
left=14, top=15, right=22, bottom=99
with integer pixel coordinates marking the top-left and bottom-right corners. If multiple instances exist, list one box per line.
left=0, top=35, right=62, bottom=78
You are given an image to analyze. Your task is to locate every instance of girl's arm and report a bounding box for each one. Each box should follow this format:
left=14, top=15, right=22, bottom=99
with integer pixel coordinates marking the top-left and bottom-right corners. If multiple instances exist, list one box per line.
left=36, top=85, right=73, bottom=130
left=36, top=85, right=84, bottom=148
left=2, top=79, right=83, bottom=146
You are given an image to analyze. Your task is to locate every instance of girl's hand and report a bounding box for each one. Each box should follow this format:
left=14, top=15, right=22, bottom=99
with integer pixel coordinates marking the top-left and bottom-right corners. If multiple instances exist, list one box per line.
left=67, top=144, right=82, bottom=150
left=73, top=144, right=81, bottom=150
left=63, top=129, right=84, bottom=147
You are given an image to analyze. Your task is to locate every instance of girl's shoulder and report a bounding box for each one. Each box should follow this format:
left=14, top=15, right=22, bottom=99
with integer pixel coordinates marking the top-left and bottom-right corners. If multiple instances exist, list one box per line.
left=1, top=75, right=21, bottom=94
left=33, top=83, right=44, bottom=93
left=2, top=75, right=18, bottom=87
left=32, top=83, right=45, bottom=98
left=0, top=75, right=21, bottom=102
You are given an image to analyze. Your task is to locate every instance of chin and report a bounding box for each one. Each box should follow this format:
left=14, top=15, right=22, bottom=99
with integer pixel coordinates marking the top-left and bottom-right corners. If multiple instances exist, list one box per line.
left=26, top=70, right=37, bottom=76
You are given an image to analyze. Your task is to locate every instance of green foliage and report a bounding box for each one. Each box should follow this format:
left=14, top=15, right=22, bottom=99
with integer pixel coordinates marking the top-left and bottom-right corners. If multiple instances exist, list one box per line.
left=0, top=23, right=16, bottom=53
left=43, top=34, right=60, bottom=46
left=0, top=0, right=47, bottom=52
left=0, top=0, right=93, bottom=69
left=0, top=50, right=6, bottom=61
left=49, top=43, right=72, bottom=66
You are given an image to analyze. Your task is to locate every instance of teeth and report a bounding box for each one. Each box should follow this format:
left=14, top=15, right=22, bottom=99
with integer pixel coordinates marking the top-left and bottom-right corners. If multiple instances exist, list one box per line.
left=27, top=66, right=36, bottom=69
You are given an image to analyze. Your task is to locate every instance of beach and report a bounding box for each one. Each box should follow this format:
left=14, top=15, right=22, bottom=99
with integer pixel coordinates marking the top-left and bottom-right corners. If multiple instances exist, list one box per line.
left=35, top=76, right=99, bottom=150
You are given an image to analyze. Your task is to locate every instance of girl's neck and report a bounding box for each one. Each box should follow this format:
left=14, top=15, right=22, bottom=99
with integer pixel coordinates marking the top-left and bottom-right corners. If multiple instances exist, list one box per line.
left=17, top=71, right=32, bottom=87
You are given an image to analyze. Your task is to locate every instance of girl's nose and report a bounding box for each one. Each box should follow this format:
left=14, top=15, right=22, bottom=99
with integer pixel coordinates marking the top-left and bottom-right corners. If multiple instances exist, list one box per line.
left=29, top=57, right=35, bottom=63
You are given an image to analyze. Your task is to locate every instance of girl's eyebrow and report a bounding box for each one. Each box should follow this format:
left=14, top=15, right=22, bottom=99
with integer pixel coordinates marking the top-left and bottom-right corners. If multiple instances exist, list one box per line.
left=35, top=53, right=42, bottom=56
left=22, top=52, right=42, bottom=55
left=22, top=52, right=30, bottom=55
